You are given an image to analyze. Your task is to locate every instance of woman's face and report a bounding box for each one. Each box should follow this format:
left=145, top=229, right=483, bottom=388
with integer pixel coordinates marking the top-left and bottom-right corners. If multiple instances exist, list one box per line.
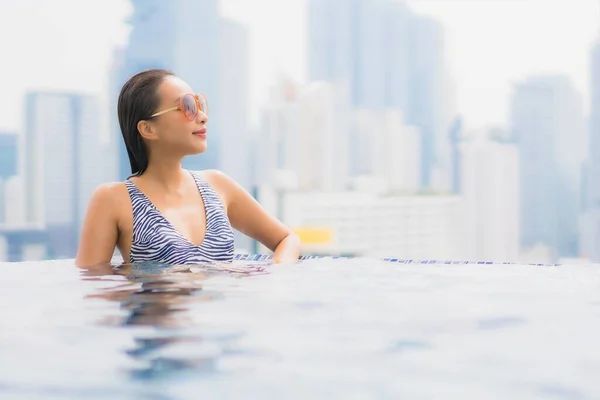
left=146, top=75, right=209, bottom=156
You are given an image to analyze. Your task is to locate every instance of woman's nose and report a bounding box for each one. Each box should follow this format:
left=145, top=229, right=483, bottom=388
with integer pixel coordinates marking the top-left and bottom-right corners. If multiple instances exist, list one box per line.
left=196, top=110, right=208, bottom=124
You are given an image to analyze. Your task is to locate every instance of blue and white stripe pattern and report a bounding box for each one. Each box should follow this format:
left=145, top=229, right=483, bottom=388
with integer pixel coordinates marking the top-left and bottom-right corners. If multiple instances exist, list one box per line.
left=232, top=254, right=560, bottom=267
left=125, top=171, right=235, bottom=265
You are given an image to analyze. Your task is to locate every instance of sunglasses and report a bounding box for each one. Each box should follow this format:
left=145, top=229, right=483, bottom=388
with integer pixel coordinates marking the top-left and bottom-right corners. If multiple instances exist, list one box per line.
left=150, top=93, right=208, bottom=120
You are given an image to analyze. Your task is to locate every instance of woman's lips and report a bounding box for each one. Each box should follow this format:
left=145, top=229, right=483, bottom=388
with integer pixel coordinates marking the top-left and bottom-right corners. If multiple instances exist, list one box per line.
left=192, top=128, right=207, bottom=137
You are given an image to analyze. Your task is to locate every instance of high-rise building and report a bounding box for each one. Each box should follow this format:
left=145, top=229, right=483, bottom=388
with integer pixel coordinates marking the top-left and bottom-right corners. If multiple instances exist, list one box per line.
left=407, top=15, right=448, bottom=190
left=460, top=130, right=520, bottom=262
left=581, top=39, right=600, bottom=261
left=383, top=1, right=412, bottom=111
left=268, top=190, right=466, bottom=259
left=2, top=176, right=25, bottom=228
left=217, top=18, right=252, bottom=251
left=23, top=92, right=106, bottom=258
left=0, top=183, right=4, bottom=225
left=0, top=132, right=17, bottom=180
left=0, top=132, right=18, bottom=224
left=259, top=79, right=350, bottom=193
left=108, top=47, right=126, bottom=181
left=307, top=0, right=451, bottom=189
left=353, top=0, right=387, bottom=109
left=218, top=18, right=250, bottom=189
left=448, top=116, right=463, bottom=194
left=510, top=75, right=585, bottom=259
left=354, top=108, right=421, bottom=194
left=383, top=110, right=422, bottom=194
left=307, top=0, right=354, bottom=87
left=112, top=0, right=221, bottom=179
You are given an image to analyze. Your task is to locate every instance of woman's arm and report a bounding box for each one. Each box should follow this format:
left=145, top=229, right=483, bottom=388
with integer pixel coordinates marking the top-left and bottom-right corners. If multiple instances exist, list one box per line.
left=206, top=170, right=301, bottom=264
left=75, top=184, right=120, bottom=267
left=270, top=233, right=302, bottom=264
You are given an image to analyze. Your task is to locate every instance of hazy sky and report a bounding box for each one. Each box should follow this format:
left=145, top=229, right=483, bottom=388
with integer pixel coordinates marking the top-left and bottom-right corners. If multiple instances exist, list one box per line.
left=0, top=0, right=598, bottom=134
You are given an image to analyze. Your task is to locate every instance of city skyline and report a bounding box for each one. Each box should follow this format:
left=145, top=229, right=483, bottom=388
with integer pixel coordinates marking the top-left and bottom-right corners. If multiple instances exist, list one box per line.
left=0, top=0, right=599, bottom=135
left=0, top=0, right=598, bottom=264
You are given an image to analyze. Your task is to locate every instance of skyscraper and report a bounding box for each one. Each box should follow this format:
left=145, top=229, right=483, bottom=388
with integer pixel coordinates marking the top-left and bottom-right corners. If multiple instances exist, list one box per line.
left=0, top=132, right=17, bottom=224
left=449, top=116, right=463, bottom=194
left=372, top=109, right=421, bottom=193
left=218, top=18, right=250, bottom=189
left=460, top=130, right=519, bottom=262
left=308, top=0, right=388, bottom=179
left=109, top=47, right=127, bottom=181
left=406, top=14, right=446, bottom=189
left=112, top=0, right=221, bottom=179
left=307, top=0, right=450, bottom=189
left=218, top=18, right=252, bottom=251
left=511, top=76, right=585, bottom=259
left=23, top=92, right=106, bottom=258
left=0, top=132, right=17, bottom=180
left=383, top=1, right=412, bottom=111
left=581, top=39, right=600, bottom=261
left=307, top=0, right=354, bottom=87
left=259, top=79, right=349, bottom=192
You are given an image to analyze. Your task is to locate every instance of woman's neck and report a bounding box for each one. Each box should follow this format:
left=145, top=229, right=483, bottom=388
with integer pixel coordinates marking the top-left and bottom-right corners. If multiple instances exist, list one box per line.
left=140, top=158, right=186, bottom=192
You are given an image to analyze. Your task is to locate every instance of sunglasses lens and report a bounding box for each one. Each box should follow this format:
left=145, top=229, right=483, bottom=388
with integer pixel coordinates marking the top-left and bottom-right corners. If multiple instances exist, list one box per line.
left=198, top=94, right=208, bottom=115
left=182, top=94, right=197, bottom=120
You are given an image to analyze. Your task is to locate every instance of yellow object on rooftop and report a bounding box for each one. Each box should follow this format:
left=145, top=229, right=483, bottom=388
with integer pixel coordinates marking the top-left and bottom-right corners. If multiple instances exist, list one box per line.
left=293, top=227, right=334, bottom=244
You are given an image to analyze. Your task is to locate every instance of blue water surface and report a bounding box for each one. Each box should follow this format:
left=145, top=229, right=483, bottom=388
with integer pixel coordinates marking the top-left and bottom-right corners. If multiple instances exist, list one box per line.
left=0, top=257, right=599, bottom=399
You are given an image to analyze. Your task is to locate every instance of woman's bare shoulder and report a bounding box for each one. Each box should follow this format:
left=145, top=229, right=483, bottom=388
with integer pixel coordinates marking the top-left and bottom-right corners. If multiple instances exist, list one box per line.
left=194, top=169, right=235, bottom=184
left=191, top=169, right=241, bottom=206
left=86, top=182, right=132, bottom=214
left=92, top=181, right=129, bottom=199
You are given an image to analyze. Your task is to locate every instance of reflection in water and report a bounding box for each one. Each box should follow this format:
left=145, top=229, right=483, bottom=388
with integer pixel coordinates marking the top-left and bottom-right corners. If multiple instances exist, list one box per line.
left=79, top=261, right=268, bottom=381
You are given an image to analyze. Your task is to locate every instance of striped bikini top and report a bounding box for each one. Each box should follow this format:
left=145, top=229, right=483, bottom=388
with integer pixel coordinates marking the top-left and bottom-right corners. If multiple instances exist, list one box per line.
left=125, top=171, right=235, bottom=265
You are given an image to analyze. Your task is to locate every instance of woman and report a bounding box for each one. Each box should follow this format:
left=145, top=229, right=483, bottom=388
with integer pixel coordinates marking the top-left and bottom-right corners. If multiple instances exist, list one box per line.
left=75, top=69, right=301, bottom=267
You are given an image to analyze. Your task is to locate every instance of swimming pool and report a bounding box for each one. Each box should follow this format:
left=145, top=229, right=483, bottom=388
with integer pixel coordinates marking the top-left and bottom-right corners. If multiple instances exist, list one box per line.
left=0, top=257, right=599, bottom=399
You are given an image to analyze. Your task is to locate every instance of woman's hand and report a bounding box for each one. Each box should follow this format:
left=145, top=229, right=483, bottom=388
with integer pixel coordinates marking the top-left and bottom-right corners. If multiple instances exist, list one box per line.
left=271, top=233, right=302, bottom=264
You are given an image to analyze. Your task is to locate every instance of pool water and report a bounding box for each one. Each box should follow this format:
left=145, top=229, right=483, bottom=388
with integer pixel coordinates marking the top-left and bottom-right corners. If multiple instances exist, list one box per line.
left=0, top=258, right=599, bottom=399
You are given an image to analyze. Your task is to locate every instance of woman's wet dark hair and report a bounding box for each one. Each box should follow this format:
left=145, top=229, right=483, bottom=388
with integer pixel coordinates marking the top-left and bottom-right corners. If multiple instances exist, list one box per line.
left=118, top=68, right=174, bottom=177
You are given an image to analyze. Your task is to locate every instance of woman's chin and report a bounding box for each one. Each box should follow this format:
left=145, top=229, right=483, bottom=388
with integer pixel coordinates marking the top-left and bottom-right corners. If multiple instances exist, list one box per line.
left=186, top=140, right=207, bottom=154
